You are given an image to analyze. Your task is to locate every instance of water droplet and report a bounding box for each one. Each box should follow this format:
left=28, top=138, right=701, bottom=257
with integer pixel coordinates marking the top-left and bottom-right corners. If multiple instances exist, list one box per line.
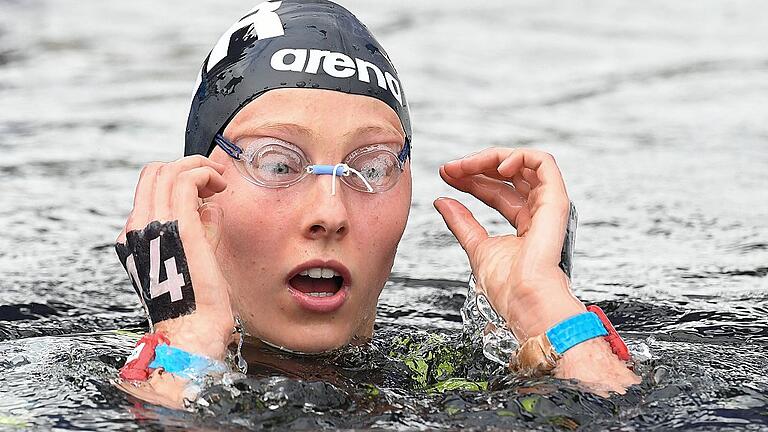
left=652, top=366, right=669, bottom=384
left=365, top=43, right=379, bottom=55
left=296, top=81, right=306, bottom=87
left=10, top=355, right=28, bottom=366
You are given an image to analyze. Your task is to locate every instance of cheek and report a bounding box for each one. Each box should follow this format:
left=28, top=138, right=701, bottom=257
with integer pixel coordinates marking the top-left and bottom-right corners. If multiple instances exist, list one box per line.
left=213, top=185, right=296, bottom=264
left=351, top=180, right=411, bottom=275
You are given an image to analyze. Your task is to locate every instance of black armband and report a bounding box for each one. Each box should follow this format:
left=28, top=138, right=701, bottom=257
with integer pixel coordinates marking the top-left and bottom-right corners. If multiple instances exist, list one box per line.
left=115, top=221, right=196, bottom=327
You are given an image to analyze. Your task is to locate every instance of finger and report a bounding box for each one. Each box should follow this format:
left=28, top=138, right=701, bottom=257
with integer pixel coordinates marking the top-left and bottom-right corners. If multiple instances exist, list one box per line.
left=446, top=147, right=564, bottom=191
left=126, top=162, right=163, bottom=232
left=433, top=197, right=488, bottom=258
left=521, top=167, right=540, bottom=189
left=448, top=148, right=570, bottom=266
left=199, top=202, right=224, bottom=251
left=443, top=147, right=514, bottom=179
left=443, top=148, right=540, bottom=194
left=498, top=150, right=569, bottom=243
left=510, top=174, right=530, bottom=197
left=497, top=149, right=565, bottom=191
left=172, top=168, right=228, bottom=302
left=440, top=166, right=528, bottom=229
left=172, top=167, right=227, bottom=233
left=515, top=206, right=533, bottom=237
left=154, top=156, right=227, bottom=223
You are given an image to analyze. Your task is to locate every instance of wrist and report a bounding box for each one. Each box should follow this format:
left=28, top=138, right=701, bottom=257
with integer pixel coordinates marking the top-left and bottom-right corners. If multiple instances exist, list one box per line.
left=154, top=317, right=232, bottom=361
left=503, top=277, right=586, bottom=341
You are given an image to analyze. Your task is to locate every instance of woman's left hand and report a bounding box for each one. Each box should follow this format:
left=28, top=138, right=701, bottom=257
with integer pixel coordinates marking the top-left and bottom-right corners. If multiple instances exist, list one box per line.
left=434, top=147, right=641, bottom=394
left=434, top=147, right=583, bottom=339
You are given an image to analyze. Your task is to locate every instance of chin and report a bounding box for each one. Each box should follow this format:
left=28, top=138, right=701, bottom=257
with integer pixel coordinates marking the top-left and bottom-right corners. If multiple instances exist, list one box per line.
left=251, top=319, right=371, bottom=354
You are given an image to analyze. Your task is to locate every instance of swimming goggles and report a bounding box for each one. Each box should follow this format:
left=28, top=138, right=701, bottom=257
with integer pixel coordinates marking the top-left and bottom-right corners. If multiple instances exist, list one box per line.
left=214, top=134, right=410, bottom=195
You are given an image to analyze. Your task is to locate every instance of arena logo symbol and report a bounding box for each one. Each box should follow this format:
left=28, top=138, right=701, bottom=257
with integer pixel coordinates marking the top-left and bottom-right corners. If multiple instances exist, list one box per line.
left=207, top=0, right=285, bottom=73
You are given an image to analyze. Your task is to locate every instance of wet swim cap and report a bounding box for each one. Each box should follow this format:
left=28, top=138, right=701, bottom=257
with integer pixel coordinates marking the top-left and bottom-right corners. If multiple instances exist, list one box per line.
left=185, top=0, right=411, bottom=157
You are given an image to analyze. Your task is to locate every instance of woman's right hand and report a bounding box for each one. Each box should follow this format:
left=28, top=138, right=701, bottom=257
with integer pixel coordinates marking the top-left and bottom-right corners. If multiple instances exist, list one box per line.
left=115, top=156, right=237, bottom=409
left=116, top=156, right=234, bottom=361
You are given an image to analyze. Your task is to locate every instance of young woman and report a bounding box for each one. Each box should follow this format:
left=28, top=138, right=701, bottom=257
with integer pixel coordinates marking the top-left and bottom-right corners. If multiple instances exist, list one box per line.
left=114, top=0, right=640, bottom=409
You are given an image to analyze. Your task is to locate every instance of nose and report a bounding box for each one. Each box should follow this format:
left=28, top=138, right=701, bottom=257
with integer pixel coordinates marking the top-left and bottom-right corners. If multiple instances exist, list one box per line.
left=302, top=175, right=350, bottom=241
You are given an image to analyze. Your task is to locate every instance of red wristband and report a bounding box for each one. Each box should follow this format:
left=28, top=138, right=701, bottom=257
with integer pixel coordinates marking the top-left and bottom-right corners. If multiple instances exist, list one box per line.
left=119, top=332, right=169, bottom=381
left=586, top=305, right=631, bottom=361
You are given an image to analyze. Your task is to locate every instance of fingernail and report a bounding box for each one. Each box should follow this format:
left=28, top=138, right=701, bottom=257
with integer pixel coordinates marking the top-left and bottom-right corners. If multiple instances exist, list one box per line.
left=498, top=158, right=512, bottom=173
left=201, top=208, right=220, bottom=226
left=199, top=203, right=221, bottom=224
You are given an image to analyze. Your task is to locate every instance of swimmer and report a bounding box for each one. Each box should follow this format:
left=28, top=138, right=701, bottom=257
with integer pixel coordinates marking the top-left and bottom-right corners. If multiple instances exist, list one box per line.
left=114, top=0, right=640, bottom=409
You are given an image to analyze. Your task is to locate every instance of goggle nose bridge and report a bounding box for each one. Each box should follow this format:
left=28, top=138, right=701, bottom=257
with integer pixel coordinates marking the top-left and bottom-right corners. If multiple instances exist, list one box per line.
left=305, top=164, right=348, bottom=176
left=306, top=163, right=374, bottom=195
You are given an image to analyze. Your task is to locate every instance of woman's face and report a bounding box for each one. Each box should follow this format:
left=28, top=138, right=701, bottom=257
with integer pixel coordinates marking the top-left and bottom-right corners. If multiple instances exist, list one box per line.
left=207, top=88, right=411, bottom=353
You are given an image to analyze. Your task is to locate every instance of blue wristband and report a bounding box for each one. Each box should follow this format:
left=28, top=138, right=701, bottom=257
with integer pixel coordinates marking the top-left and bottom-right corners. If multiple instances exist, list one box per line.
left=149, top=344, right=228, bottom=381
left=545, top=312, right=608, bottom=355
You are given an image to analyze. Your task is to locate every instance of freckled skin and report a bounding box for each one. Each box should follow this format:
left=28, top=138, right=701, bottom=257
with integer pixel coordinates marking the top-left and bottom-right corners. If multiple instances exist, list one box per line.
left=207, top=89, right=412, bottom=353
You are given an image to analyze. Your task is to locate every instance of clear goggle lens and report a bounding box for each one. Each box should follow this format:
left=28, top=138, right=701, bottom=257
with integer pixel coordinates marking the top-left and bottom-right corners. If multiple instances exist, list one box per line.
left=235, top=138, right=403, bottom=193
left=241, top=143, right=307, bottom=188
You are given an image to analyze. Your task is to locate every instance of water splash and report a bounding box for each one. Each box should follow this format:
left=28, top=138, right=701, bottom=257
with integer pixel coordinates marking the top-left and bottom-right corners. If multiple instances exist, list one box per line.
left=461, top=274, right=519, bottom=367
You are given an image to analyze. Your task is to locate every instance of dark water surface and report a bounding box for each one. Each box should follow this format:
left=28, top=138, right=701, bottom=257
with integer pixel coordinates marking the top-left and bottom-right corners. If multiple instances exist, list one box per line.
left=1, top=0, right=767, bottom=430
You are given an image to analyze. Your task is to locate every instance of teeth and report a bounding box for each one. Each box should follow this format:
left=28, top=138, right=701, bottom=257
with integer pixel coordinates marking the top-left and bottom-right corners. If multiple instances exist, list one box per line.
left=302, top=267, right=340, bottom=279
left=306, top=292, right=334, bottom=297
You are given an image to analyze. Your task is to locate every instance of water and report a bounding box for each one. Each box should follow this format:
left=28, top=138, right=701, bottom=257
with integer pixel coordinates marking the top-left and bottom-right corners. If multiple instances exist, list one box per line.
left=1, top=0, right=767, bottom=429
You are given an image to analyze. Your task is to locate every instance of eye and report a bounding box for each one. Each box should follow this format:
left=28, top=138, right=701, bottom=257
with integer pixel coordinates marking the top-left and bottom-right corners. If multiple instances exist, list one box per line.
left=357, top=154, right=394, bottom=184
left=259, top=152, right=298, bottom=175
left=254, top=146, right=303, bottom=179
left=240, top=140, right=308, bottom=186
left=345, top=146, right=401, bottom=192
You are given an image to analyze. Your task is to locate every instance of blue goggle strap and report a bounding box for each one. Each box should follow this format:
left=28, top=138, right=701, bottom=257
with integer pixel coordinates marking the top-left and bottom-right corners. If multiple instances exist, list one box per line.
left=214, top=134, right=243, bottom=160
left=397, top=138, right=411, bottom=166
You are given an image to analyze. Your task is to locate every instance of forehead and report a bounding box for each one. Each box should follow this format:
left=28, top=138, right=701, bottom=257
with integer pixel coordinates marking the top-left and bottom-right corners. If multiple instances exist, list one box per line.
left=224, top=88, right=405, bottom=146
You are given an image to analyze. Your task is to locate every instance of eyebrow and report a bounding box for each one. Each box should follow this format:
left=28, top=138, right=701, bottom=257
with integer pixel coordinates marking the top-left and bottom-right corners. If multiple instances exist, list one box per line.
left=342, top=125, right=405, bottom=145
left=232, top=122, right=405, bottom=146
left=232, top=122, right=317, bottom=141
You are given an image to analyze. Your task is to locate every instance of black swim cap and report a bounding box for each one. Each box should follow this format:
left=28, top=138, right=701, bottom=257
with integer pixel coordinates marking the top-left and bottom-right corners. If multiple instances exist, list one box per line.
left=185, top=0, right=411, bottom=157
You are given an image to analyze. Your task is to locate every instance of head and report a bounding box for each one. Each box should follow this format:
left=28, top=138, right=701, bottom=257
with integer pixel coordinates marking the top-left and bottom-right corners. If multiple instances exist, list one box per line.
left=186, top=1, right=412, bottom=353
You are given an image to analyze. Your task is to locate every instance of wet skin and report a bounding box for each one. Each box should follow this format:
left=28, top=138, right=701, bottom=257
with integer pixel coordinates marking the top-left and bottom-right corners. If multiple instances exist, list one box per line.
left=116, top=89, right=639, bottom=408
left=209, top=89, right=412, bottom=353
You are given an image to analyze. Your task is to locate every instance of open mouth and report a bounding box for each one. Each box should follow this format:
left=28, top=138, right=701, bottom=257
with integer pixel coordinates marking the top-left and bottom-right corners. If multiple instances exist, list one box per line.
left=287, top=261, right=350, bottom=313
left=288, top=267, right=344, bottom=297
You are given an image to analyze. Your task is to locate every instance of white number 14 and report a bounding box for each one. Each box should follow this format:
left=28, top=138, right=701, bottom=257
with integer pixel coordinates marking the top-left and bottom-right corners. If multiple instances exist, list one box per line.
left=124, top=236, right=186, bottom=302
